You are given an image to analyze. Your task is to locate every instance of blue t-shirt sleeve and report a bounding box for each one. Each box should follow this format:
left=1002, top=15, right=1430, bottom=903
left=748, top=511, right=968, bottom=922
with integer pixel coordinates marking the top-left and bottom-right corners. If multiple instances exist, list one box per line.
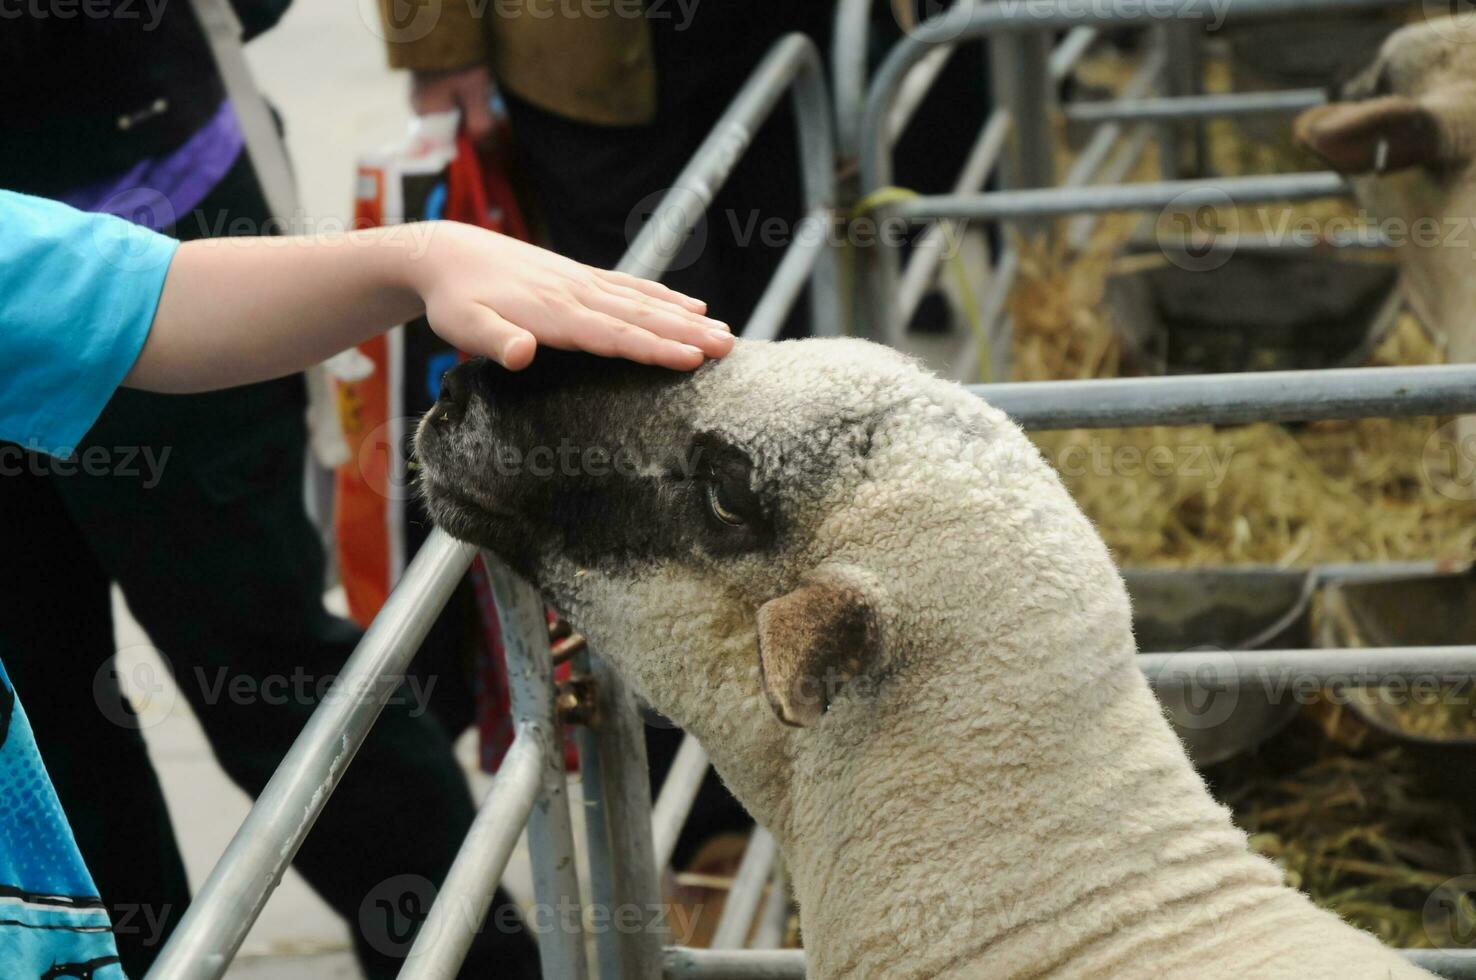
left=0, top=189, right=178, bottom=456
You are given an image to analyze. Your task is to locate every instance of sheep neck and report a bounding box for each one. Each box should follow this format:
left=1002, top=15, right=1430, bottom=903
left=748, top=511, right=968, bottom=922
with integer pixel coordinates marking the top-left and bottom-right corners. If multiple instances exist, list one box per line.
left=1361, top=168, right=1476, bottom=361
left=770, top=619, right=1286, bottom=980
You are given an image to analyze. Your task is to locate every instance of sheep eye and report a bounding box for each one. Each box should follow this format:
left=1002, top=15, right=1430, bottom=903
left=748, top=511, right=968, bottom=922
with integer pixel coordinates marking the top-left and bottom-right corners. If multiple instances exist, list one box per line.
left=706, top=481, right=745, bottom=526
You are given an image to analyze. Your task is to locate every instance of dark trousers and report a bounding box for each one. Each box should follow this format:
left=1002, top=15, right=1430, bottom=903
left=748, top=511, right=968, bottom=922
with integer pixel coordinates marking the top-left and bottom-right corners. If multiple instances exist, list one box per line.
left=0, top=157, right=539, bottom=980
left=501, top=6, right=834, bottom=339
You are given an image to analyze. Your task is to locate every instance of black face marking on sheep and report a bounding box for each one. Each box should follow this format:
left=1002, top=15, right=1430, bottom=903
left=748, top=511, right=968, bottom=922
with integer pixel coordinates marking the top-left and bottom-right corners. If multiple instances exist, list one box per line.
left=415, top=349, right=783, bottom=584
left=415, top=338, right=1011, bottom=731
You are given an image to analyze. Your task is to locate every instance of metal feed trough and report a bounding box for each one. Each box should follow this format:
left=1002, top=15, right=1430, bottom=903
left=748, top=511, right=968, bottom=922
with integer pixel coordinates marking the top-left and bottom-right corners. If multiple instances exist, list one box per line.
left=145, top=2, right=1476, bottom=978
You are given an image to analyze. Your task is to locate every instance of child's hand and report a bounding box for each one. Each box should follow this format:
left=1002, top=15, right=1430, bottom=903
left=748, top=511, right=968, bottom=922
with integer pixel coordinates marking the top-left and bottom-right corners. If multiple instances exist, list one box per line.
left=411, top=221, right=733, bottom=371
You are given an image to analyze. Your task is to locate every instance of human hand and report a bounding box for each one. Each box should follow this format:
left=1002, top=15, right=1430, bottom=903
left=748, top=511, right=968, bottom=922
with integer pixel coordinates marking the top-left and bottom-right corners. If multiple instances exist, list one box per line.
left=408, top=221, right=733, bottom=371
left=412, top=65, right=496, bottom=142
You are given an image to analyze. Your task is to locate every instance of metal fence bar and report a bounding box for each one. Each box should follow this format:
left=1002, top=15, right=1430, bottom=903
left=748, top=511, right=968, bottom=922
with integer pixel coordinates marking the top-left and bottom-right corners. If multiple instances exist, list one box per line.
left=1156, top=20, right=1206, bottom=179
left=1144, top=226, right=1393, bottom=254
left=894, top=171, right=1347, bottom=221
left=1141, top=647, right=1476, bottom=688
left=1066, top=88, right=1326, bottom=123
left=1049, top=26, right=1099, bottom=82
left=949, top=244, right=1020, bottom=384
left=896, top=108, right=1012, bottom=333
left=1407, top=949, right=1476, bottom=979
left=974, top=363, right=1476, bottom=430
left=858, top=0, right=1413, bottom=195
left=582, top=39, right=834, bottom=979
left=990, top=29, right=1056, bottom=193
left=651, top=733, right=712, bottom=873
left=852, top=5, right=1045, bottom=343
left=621, top=35, right=836, bottom=351
left=750, top=862, right=789, bottom=950
left=576, top=649, right=667, bottom=980
left=743, top=211, right=833, bottom=341
left=786, top=39, right=842, bottom=342
left=398, top=732, right=545, bottom=980
left=659, top=947, right=1476, bottom=979
left=1062, top=48, right=1165, bottom=189
left=1061, top=45, right=1163, bottom=255
left=888, top=45, right=958, bottom=144
left=1066, top=119, right=1159, bottom=251
left=1313, top=560, right=1470, bottom=583
left=832, top=0, right=873, bottom=158
left=146, top=532, right=477, bottom=980
left=663, top=947, right=806, bottom=979
left=710, top=829, right=780, bottom=950
left=484, top=556, right=590, bottom=980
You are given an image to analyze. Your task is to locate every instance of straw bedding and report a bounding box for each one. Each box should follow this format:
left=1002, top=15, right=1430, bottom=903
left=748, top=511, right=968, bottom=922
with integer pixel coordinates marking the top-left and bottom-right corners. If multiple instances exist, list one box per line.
left=1002, top=41, right=1476, bottom=946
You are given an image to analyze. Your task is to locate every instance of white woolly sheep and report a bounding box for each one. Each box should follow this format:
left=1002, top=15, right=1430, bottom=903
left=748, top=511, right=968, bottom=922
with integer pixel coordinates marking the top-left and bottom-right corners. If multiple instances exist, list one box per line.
left=1295, top=15, right=1476, bottom=403
left=415, top=339, right=1436, bottom=979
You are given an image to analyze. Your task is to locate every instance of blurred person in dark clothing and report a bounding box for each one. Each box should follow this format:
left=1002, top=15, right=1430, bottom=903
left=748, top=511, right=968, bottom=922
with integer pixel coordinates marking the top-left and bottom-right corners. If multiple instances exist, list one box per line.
left=0, top=6, right=540, bottom=977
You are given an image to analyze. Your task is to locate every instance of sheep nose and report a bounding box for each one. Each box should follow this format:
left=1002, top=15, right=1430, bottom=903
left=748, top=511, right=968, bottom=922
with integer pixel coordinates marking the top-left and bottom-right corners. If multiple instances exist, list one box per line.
left=438, top=361, right=475, bottom=423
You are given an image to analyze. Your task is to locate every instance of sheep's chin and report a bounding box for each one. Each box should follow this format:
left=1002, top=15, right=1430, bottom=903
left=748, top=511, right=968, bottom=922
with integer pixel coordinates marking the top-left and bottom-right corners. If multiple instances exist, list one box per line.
left=418, top=475, right=527, bottom=558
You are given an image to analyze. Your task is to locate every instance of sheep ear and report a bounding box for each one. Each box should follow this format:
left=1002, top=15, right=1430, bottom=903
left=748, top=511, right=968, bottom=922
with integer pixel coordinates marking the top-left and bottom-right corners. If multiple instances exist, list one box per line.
left=1293, top=97, right=1441, bottom=174
left=756, top=570, right=879, bottom=728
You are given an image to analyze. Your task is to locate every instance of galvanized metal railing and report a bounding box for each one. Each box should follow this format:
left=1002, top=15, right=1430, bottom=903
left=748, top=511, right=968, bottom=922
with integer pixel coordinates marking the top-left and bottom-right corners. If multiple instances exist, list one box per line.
left=144, top=30, right=834, bottom=980
left=850, top=0, right=1420, bottom=365
left=147, top=3, right=1476, bottom=979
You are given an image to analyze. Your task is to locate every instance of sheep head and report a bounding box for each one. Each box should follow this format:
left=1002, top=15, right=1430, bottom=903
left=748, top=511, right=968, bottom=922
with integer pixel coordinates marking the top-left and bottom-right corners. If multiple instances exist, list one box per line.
left=1294, top=15, right=1476, bottom=342
left=415, top=338, right=1124, bottom=823
left=1294, top=15, right=1476, bottom=178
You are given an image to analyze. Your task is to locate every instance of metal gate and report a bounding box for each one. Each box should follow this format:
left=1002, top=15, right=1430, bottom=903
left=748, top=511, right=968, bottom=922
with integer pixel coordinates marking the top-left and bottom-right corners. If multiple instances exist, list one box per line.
left=147, top=1, right=1476, bottom=977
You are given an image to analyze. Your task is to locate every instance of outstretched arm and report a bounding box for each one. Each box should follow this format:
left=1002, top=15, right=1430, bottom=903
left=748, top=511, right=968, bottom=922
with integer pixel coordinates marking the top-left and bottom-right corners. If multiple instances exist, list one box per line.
left=127, top=220, right=731, bottom=393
